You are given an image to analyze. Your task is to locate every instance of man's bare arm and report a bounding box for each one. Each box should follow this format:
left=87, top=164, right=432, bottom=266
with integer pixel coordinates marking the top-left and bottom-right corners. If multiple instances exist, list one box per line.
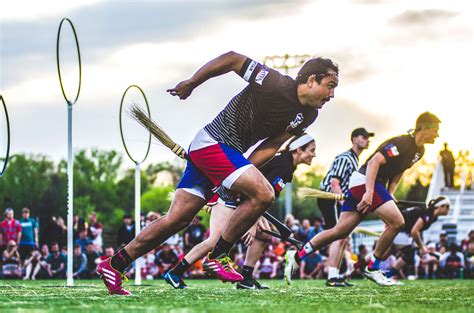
left=247, top=132, right=294, bottom=168
left=167, top=51, right=247, bottom=100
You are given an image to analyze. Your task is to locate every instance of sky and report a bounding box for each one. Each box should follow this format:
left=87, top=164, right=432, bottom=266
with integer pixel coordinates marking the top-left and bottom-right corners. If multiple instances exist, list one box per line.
left=1, top=0, right=473, bottom=171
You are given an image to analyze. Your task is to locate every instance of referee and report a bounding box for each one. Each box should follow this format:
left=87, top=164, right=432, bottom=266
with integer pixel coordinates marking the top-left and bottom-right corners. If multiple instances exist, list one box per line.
left=319, top=127, right=374, bottom=287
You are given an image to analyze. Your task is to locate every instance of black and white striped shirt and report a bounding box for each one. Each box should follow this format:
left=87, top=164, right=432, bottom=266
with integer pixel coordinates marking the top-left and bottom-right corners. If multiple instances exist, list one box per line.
left=320, top=149, right=359, bottom=196
left=204, top=58, right=318, bottom=153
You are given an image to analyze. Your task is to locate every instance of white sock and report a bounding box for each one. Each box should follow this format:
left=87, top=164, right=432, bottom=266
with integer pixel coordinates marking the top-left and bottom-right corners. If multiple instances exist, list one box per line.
left=328, top=266, right=339, bottom=280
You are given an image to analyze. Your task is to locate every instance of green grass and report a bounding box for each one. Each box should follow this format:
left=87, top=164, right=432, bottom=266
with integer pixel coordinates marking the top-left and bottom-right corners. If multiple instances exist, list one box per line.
left=0, top=279, right=472, bottom=312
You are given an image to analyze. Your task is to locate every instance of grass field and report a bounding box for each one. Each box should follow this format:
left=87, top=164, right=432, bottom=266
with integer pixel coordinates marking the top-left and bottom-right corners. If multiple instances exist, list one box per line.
left=0, top=279, right=472, bottom=312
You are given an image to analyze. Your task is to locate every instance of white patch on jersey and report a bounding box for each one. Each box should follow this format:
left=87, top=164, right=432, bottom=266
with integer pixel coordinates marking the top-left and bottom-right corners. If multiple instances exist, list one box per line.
left=387, top=145, right=399, bottom=157
left=412, top=152, right=422, bottom=164
left=289, top=113, right=304, bottom=129
left=254, top=67, right=269, bottom=85
left=243, top=60, right=258, bottom=81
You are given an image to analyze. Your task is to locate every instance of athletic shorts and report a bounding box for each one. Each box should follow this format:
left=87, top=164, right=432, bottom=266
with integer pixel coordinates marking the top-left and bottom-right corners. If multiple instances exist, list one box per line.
left=340, top=172, right=393, bottom=214
left=317, top=198, right=341, bottom=229
left=393, top=231, right=413, bottom=246
left=177, top=129, right=253, bottom=200
left=206, top=187, right=240, bottom=209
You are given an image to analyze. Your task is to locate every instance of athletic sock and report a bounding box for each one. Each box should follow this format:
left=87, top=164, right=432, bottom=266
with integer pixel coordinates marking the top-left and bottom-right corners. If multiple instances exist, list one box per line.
left=171, top=259, right=190, bottom=277
left=110, top=249, right=133, bottom=273
left=387, top=268, right=397, bottom=278
left=209, top=237, right=233, bottom=259
left=242, top=265, right=254, bottom=281
left=297, top=242, right=315, bottom=261
left=368, top=254, right=381, bottom=271
left=328, top=266, right=339, bottom=280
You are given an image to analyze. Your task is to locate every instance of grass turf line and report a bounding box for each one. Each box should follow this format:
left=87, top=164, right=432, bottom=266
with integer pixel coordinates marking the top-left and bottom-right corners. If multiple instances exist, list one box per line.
left=0, top=279, right=472, bottom=312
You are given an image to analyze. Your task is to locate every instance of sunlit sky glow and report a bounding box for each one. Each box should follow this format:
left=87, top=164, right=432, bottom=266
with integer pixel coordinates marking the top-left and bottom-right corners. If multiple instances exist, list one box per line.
left=1, top=0, right=473, bottom=171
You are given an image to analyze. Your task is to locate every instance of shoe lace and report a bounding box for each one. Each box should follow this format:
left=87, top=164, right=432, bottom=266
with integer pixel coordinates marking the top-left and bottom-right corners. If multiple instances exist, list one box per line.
left=120, top=273, right=129, bottom=284
left=218, top=256, right=233, bottom=271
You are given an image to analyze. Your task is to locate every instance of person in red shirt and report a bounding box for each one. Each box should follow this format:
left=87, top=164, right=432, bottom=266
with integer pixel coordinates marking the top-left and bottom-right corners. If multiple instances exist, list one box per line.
left=0, top=208, right=22, bottom=255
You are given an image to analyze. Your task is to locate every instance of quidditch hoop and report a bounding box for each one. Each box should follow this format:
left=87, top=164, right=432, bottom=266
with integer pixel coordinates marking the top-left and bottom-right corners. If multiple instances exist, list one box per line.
left=119, top=85, right=152, bottom=164
left=0, top=95, right=11, bottom=176
left=56, top=18, right=82, bottom=105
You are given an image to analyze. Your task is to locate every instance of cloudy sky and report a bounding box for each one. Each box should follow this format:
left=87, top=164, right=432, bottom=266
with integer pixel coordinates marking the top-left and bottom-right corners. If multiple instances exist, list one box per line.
left=1, top=0, right=473, bottom=170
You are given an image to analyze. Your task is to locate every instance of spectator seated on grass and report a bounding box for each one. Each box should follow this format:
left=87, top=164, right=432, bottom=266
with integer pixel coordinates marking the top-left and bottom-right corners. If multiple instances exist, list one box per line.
left=2, top=240, right=22, bottom=278
left=255, top=245, right=279, bottom=279
left=84, top=242, right=100, bottom=278
left=300, top=250, right=324, bottom=279
left=72, top=244, right=88, bottom=279
left=440, top=243, right=465, bottom=278
left=74, top=229, right=92, bottom=253
left=155, top=244, right=179, bottom=275
left=46, top=242, right=66, bottom=279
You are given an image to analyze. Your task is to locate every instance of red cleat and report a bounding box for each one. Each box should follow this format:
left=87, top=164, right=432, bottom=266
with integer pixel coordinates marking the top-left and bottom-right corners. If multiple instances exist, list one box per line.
left=96, top=258, right=131, bottom=296
left=203, top=253, right=243, bottom=283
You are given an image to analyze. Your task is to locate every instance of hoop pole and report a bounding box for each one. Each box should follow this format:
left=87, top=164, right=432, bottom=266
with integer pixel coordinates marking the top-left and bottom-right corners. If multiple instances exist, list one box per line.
left=134, top=162, right=142, bottom=285
left=66, top=102, right=74, bottom=287
left=0, top=95, right=10, bottom=176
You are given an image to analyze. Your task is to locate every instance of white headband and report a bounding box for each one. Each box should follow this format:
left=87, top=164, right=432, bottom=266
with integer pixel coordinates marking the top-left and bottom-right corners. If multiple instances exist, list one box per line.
left=434, top=197, right=451, bottom=208
left=288, top=134, right=314, bottom=151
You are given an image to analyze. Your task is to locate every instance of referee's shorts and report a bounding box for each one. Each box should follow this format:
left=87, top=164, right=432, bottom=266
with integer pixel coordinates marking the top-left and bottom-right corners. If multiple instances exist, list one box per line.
left=317, top=198, right=341, bottom=229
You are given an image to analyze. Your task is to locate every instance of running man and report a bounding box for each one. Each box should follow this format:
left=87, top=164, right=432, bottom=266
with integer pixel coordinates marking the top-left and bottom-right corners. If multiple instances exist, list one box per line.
left=285, top=112, right=441, bottom=286
left=386, top=195, right=450, bottom=283
left=97, top=51, right=339, bottom=295
left=319, top=127, right=373, bottom=287
left=163, top=134, right=316, bottom=290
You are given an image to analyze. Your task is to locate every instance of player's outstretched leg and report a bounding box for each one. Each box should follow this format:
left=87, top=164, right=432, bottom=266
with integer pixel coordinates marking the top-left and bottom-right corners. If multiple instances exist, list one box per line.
left=204, top=167, right=275, bottom=283
left=97, top=257, right=131, bottom=295
left=237, top=218, right=271, bottom=290
left=285, top=211, right=361, bottom=285
left=164, top=203, right=235, bottom=289
left=98, top=190, right=205, bottom=295
left=364, top=201, right=404, bottom=286
left=326, top=239, right=349, bottom=287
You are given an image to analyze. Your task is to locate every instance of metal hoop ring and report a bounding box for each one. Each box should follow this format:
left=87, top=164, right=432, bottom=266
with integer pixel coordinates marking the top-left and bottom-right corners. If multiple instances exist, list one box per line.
left=0, top=95, right=11, bottom=177
left=56, top=18, right=82, bottom=105
left=119, top=85, right=152, bottom=164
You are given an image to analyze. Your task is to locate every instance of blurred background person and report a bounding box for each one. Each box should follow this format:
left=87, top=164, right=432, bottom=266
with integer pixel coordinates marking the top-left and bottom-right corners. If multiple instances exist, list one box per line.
left=2, top=240, right=22, bottom=278
left=439, top=143, right=455, bottom=189
left=18, top=208, right=38, bottom=260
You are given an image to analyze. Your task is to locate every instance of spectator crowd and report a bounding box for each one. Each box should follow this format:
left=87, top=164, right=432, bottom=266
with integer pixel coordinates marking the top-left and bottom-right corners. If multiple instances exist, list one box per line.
left=1, top=207, right=473, bottom=281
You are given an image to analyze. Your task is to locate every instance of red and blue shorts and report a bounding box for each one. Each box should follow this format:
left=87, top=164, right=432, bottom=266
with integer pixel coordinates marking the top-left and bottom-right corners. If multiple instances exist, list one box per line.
left=177, top=129, right=253, bottom=200
left=340, top=172, right=394, bottom=214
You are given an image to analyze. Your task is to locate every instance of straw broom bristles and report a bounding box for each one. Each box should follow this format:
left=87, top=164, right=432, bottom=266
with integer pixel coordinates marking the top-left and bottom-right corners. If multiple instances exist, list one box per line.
left=354, top=227, right=381, bottom=237
left=297, top=187, right=345, bottom=201
left=129, top=104, right=187, bottom=160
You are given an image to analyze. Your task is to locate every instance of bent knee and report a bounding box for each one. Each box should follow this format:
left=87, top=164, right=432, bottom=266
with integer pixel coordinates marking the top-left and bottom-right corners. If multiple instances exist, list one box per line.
left=259, top=184, right=275, bottom=207
left=387, top=219, right=405, bottom=231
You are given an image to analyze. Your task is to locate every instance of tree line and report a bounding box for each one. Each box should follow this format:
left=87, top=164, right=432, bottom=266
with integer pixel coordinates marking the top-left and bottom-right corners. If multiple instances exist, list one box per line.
left=0, top=149, right=430, bottom=232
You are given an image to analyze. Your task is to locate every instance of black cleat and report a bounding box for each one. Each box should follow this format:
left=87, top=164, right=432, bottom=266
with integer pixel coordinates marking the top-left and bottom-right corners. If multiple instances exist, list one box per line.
left=341, top=277, right=354, bottom=287
left=326, top=277, right=347, bottom=287
left=237, top=279, right=270, bottom=290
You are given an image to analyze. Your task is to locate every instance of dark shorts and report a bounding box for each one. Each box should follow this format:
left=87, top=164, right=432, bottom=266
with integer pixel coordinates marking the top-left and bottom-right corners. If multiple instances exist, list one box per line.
left=317, top=198, right=341, bottom=229
left=18, top=244, right=36, bottom=260
left=401, top=245, right=415, bottom=265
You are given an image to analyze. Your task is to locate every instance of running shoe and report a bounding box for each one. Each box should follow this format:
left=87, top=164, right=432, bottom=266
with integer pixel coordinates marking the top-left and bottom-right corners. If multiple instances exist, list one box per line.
left=164, top=271, right=188, bottom=289
left=96, top=258, right=131, bottom=295
left=364, top=267, right=395, bottom=286
left=284, top=250, right=299, bottom=286
left=326, top=277, right=347, bottom=287
left=236, top=279, right=270, bottom=290
left=203, top=253, right=243, bottom=283
left=341, top=277, right=355, bottom=287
